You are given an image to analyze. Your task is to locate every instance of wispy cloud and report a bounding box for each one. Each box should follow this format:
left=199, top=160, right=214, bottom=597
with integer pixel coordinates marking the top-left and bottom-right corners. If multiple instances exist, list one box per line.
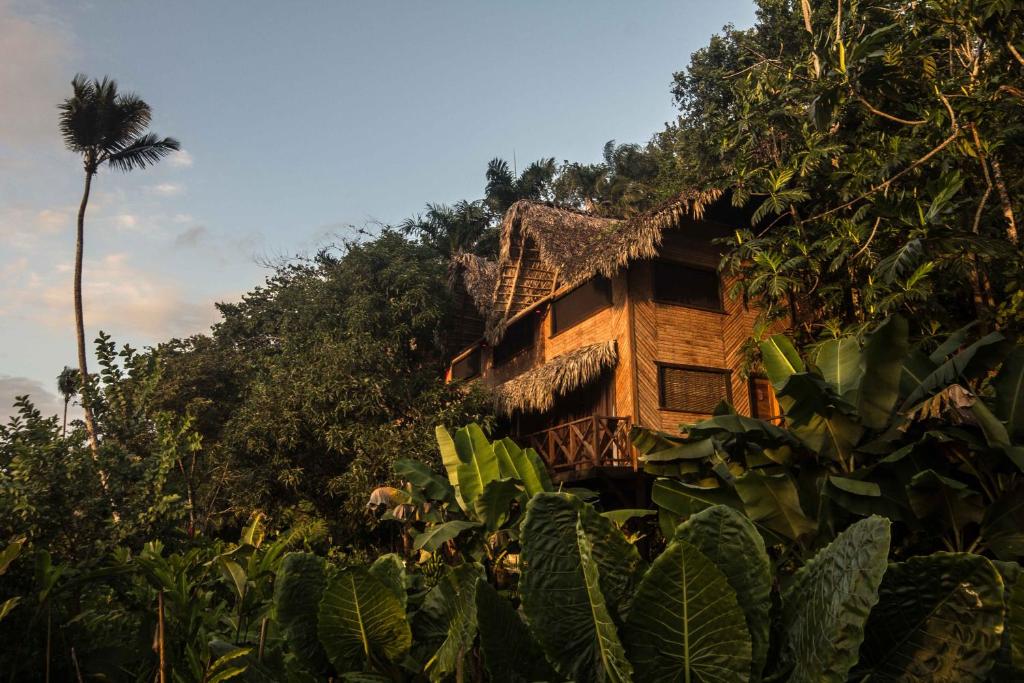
left=146, top=182, right=185, bottom=197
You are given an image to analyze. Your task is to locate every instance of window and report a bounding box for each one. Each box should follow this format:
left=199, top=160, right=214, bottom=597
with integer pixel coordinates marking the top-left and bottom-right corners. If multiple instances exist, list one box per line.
left=450, top=348, right=481, bottom=380
left=652, top=261, right=722, bottom=311
left=551, top=277, right=612, bottom=335
left=493, top=315, right=536, bottom=365
left=659, top=365, right=731, bottom=413
left=749, top=377, right=782, bottom=422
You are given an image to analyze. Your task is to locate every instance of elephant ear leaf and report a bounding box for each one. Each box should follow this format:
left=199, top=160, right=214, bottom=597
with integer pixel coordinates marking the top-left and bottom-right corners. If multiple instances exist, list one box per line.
left=780, top=516, right=891, bottom=682
left=624, top=536, right=752, bottom=683
left=475, top=579, right=559, bottom=683
left=416, top=564, right=483, bottom=683
left=368, top=554, right=406, bottom=610
left=318, top=567, right=411, bottom=673
left=274, top=552, right=330, bottom=673
left=853, top=552, right=1005, bottom=682
left=520, top=493, right=633, bottom=683
left=675, top=506, right=772, bottom=681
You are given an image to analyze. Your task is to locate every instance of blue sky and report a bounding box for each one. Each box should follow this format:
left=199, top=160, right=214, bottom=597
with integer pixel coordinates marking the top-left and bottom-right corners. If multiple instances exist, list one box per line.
left=1, top=0, right=756, bottom=418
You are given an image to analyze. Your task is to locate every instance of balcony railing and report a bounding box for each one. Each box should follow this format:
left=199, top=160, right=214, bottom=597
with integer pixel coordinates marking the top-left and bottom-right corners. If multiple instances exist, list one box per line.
left=522, top=415, right=635, bottom=479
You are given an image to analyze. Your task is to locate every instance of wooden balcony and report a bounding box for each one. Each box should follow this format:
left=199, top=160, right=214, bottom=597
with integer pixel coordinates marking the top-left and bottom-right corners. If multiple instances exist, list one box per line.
left=522, top=415, right=636, bottom=481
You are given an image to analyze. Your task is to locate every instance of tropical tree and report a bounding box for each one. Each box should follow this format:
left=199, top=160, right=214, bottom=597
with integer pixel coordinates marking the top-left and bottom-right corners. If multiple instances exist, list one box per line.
left=57, top=74, right=180, bottom=462
left=399, top=200, right=497, bottom=258
left=55, top=366, right=79, bottom=439
left=484, top=157, right=558, bottom=214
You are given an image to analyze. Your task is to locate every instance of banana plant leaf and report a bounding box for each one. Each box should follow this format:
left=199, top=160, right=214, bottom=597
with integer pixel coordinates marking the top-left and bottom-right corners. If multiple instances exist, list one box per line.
left=674, top=506, right=772, bottom=680
left=493, top=438, right=552, bottom=496
left=734, top=470, right=817, bottom=541
left=981, top=483, right=1024, bottom=560
left=473, top=478, right=523, bottom=531
left=318, top=567, right=412, bottom=673
left=813, top=336, right=864, bottom=403
left=623, top=537, right=751, bottom=682
left=412, top=521, right=481, bottom=553
left=651, top=478, right=743, bottom=518
left=780, top=516, right=891, bottom=682
left=901, top=332, right=1010, bottom=410
left=519, top=493, right=634, bottom=683
left=906, top=469, right=984, bottom=534
left=858, top=316, right=909, bottom=429
left=394, top=458, right=454, bottom=503
left=454, top=424, right=501, bottom=513
left=853, top=552, right=1005, bottom=681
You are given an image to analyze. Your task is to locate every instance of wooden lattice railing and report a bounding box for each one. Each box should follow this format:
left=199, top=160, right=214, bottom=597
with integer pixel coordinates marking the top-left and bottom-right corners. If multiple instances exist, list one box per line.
left=523, top=415, right=635, bottom=478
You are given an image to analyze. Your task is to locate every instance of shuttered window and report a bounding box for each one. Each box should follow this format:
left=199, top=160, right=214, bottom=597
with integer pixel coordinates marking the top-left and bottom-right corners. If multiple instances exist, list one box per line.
left=551, top=277, right=612, bottom=335
left=659, top=365, right=731, bottom=413
left=451, top=348, right=481, bottom=380
left=493, top=316, right=536, bottom=365
left=653, top=261, right=723, bottom=311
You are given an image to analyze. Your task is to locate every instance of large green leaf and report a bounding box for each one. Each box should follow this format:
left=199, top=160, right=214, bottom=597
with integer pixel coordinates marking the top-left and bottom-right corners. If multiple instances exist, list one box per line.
left=475, top=579, right=559, bottom=683
left=415, top=564, right=482, bottom=682
left=454, top=424, right=500, bottom=511
left=368, top=554, right=406, bottom=610
left=0, top=538, right=23, bottom=575
left=994, top=346, right=1024, bottom=441
left=734, top=470, right=817, bottom=541
left=435, top=426, right=467, bottom=510
left=761, top=334, right=805, bottom=394
left=624, top=537, right=752, bottom=682
left=652, top=478, right=743, bottom=519
left=814, top=336, right=864, bottom=401
left=780, top=516, right=891, bottom=682
left=859, top=316, right=909, bottom=429
left=854, top=553, right=1005, bottom=681
left=520, top=493, right=633, bottom=682
left=274, top=552, right=329, bottom=673
left=318, top=567, right=411, bottom=673
left=412, top=520, right=481, bottom=553
left=394, top=458, right=454, bottom=503
left=473, top=478, right=523, bottom=531
left=674, top=506, right=772, bottom=681
left=578, top=502, right=646, bottom=623
left=494, top=438, right=552, bottom=496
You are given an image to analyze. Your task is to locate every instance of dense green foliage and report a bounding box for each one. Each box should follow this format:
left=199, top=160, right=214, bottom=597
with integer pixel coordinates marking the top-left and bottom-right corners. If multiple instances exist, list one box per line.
left=4, top=0, right=1024, bottom=679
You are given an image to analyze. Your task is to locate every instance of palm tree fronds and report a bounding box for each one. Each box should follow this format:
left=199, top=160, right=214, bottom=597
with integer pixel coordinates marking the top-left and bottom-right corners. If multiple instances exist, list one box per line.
left=104, top=134, right=181, bottom=172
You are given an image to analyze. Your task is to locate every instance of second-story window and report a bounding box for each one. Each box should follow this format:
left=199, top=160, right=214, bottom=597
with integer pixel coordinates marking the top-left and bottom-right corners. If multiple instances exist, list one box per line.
left=653, top=261, right=723, bottom=312
left=659, top=364, right=731, bottom=413
left=450, top=347, right=481, bottom=380
left=493, top=315, right=536, bottom=365
left=551, top=276, right=612, bottom=335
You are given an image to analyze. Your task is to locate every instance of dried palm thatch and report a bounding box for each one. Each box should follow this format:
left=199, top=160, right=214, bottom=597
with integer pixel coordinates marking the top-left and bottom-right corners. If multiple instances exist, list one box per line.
left=449, top=251, right=498, bottom=311
left=493, top=340, right=617, bottom=415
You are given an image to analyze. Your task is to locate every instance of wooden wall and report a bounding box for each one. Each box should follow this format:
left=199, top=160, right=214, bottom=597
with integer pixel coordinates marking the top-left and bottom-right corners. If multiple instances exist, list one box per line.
left=630, top=227, right=761, bottom=433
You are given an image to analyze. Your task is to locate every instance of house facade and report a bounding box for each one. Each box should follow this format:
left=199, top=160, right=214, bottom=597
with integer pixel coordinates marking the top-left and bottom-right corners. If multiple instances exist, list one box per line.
left=446, top=196, right=780, bottom=483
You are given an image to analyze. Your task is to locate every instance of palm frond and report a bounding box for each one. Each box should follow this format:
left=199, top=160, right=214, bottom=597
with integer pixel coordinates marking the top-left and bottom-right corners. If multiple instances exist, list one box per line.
left=104, top=134, right=180, bottom=172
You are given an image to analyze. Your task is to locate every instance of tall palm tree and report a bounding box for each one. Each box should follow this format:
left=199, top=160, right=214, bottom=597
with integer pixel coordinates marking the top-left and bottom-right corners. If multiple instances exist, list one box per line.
left=484, top=157, right=557, bottom=214
left=58, top=74, right=179, bottom=463
left=56, top=366, right=80, bottom=439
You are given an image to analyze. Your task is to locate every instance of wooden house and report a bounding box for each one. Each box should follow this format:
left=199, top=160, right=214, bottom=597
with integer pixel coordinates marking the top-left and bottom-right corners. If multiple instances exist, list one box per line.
left=446, top=196, right=780, bottom=493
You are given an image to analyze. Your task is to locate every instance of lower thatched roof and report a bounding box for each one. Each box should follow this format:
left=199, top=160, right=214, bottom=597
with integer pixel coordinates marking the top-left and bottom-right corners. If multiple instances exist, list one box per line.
left=492, top=340, right=617, bottom=415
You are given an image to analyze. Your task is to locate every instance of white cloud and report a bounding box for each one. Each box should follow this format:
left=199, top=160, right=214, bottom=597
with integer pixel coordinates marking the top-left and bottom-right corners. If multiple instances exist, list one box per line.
left=147, top=182, right=185, bottom=197
left=9, top=252, right=222, bottom=341
left=168, top=150, right=194, bottom=168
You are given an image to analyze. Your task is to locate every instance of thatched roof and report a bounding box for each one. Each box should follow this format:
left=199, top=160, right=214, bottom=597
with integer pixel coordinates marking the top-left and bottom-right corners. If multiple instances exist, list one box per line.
left=449, top=252, right=499, bottom=311
left=493, top=340, right=617, bottom=415
left=460, top=189, right=723, bottom=343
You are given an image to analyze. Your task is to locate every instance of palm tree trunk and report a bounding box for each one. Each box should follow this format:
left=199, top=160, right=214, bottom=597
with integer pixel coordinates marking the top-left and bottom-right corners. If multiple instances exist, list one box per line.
left=62, top=399, right=68, bottom=439
left=75, top=168, right=113, bottom=501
